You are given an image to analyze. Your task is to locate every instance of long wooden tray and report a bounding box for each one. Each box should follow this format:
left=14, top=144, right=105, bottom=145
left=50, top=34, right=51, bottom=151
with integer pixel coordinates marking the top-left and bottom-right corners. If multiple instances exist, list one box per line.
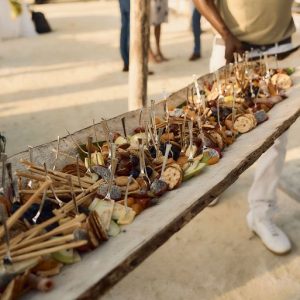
left=11, top=68, right=300, bottom=299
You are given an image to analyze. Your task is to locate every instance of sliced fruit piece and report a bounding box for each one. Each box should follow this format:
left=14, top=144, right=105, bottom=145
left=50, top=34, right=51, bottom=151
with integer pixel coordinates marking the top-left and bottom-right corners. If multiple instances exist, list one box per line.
left=150, top=179, right=168, bottom=196
left=131, top=202, right=144, bottom=215
left=201, top=148, right=220, bottom=165
left=185, top=145, right=197, bottom=158
left=130, top=133, right=146, bottom=147
left=108, top=220, right=121, bottom=237
left=115, top=136, right=128, bottom=146
left=254, top=110, right=268, bottom=124
left=183, top=161, right=206, bottom=181
left=112, top=202, right=127, bottom=220
left=51, top=249, right=81, bottom=265
left=117, top=209, right=136, bottom=225
left=271, top=73, right=292, bottom=90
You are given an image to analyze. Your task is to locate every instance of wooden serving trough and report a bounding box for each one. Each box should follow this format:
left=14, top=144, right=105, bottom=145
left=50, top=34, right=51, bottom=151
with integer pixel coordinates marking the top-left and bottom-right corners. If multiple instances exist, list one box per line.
left=5, top=68, right=300, bottom=300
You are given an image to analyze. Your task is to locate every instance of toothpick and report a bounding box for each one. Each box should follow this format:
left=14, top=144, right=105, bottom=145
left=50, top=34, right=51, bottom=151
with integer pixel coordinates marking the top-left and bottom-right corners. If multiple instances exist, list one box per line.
left=67, top=175, right=79, bottom=215
left=52, top=136, right=60, bottom=171
left=65, top=129, right=88, bottom=155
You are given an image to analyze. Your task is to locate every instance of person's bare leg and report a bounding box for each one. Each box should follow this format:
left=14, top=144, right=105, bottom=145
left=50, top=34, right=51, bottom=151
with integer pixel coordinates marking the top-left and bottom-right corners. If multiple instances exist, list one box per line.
left=154, top=24, right=168, bottom=61
left=149, top=44, right=160, bottom=63
left=149, top=26, right=161, bottom=63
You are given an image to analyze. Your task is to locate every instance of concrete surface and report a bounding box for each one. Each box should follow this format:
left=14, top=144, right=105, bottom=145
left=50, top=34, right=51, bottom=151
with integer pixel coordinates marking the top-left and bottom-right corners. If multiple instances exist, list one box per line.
left=0, top=2, right=299, bottom=300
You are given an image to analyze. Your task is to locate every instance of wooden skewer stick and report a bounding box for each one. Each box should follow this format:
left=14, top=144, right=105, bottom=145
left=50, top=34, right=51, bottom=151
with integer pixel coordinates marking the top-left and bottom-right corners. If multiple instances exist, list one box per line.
left=0, top=213, right=64, bottom=251
left=52, top=136, right=60, bottom=171
left=20, top=159, right=94, bottom=184
left=25, top=167, right=91, bottom=189
left=0, top=218, right=84, bottom=256
left=0, top=180, right=52, bottom=239
left=19, top=189, right=82, bottom=194
left=17, top=169, right=90, bottom=190
left=8, top=234, right=75, bottom=257
left=12, top=240, right=87, bottom=263
left=67, top=175, right=79, bottom=215
left=65, top=128, right=88, bottom=155
left=56, top=180, right=103, bottom=214
left=16, top=171, right=46, bottom=183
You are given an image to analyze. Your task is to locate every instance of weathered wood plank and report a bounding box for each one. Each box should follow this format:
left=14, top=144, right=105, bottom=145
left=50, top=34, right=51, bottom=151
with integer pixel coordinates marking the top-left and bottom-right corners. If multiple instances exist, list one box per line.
left=20, top=69, right=300, bottom=299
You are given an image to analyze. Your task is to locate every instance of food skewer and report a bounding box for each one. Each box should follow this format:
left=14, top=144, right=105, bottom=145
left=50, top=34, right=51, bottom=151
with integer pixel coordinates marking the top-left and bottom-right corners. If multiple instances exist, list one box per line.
left=0, top=153, right=7, bottom=195
left=0, top=204, right=13, bottom=268
left=159, top=143, right=172, bottom=180
left=0, top=216, right=83, bottom=255
left=32, top=185, right=48, bottom=224
left=121, top=117, right=128, bottom=142
left=0, top=180, right=52, bottom=239
left=215, top=70, right=223, bottom=129
left=44, top=163, right=64, bottom=207
left=138, top=139, right=151, bottom=184
left=104, top=158, right=118, bottom=201
left=52, top=136, right=60, bottom=171
left=6, top=163, right=20, bottom=204
left=27, top=145, right=34, bottom=188
left=187, top=121, right=194, bottom=165
left=17, top=168, right=90, bottom=190
left=65, top=128, right=88, bottom=155
left=67, top=175, right=79, bottom=215
left=193, top=75, right=205, bottom=111
left=7, top=233, right=76, bottom=258
left=180, top=112, right=187, bottom=154
left=20, top=159, right=94, bottom=185
left=76, top=154, right=84, bottom=192
left=124, top=175, right=133, bottom=212
left=87, top=136, right=93, bottom=172
left=92, top=119, right=102, bottom=151
left=12, top=240, right=87, bottom=263
left=196, top=116, right=206, bottom=151
left=21, top=159, right=94, bottom=184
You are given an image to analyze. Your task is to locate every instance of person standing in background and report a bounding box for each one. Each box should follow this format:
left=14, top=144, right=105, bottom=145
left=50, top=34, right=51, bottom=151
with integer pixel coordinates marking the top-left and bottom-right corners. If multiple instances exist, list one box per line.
left=193, top=0, right=297, bottom=255
left=189, top=5, right=202, bottom=61
left=118, top=0, right=130, bottom=72
left=0, top=0, right=36, bottom=40
left=149, top=0, right=169, bottom=63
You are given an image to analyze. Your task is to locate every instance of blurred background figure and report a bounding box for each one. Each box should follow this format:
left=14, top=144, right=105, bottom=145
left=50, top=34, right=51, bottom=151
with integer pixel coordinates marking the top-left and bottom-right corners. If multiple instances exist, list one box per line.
left=189, top=3, right=202, bottom=61
left=0, top=0, right=37, bottom=40
left=149, top=0, right=169, bottom=63
left=118, top=0, right=130, bottom=72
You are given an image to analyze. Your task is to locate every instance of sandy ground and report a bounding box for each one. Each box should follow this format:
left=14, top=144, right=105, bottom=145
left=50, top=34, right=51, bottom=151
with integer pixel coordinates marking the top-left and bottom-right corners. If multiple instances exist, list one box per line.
left=0, top=1, right=300, bottom=300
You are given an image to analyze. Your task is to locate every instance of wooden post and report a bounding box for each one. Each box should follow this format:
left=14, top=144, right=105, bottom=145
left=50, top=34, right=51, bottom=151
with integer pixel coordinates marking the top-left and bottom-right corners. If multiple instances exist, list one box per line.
left=128, top=0, right=150, bottom=111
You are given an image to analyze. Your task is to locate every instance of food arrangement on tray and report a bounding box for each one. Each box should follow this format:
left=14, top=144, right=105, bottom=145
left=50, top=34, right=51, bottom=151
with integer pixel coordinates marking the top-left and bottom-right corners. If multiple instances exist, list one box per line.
left=0, top=56, right=294, bottom=299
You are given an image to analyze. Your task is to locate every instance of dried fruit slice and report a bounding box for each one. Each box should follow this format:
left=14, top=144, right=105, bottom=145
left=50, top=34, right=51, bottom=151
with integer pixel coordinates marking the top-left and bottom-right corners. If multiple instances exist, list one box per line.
left=161, top=166, right=182, bottom=190
left=201, top=148, right=220, bottom=165
left=209, top=131, right=224, bottom=150
left=233, top=116, right=254, bottom=133
left=254, top=110, right=268, bottom=124
left=150, top=179, right=168, bottom=196
left=271, top=73, right=292, bottom=90
left=183, top=161, right=206, bottom=181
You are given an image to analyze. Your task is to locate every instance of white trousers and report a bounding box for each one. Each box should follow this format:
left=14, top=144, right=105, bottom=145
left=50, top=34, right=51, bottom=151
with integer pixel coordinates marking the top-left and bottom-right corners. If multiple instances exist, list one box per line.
left=209, top=36, right=288, bottom=218
left=0, top=0, right=36, bottom=40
